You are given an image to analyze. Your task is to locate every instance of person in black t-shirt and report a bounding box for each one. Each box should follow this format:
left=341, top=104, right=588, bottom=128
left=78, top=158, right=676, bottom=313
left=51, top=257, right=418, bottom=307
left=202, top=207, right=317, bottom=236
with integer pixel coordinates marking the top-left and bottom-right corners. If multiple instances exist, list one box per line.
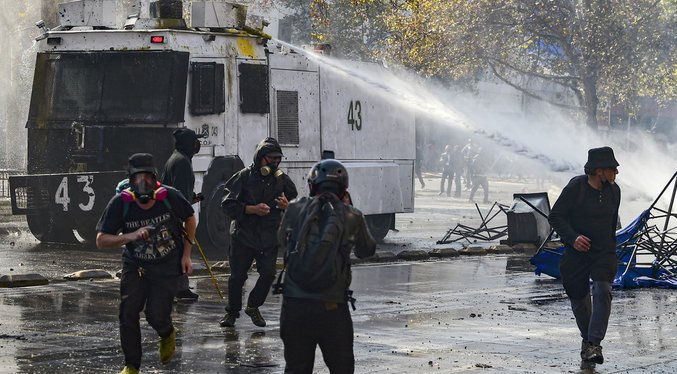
left=549, top=146, right=621, bottom=367
left=96, top=153, right=196, bottom=374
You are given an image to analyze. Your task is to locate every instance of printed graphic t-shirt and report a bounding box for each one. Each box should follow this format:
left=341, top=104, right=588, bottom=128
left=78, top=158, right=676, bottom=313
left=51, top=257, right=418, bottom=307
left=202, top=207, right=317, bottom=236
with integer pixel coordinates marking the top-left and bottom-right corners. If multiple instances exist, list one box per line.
left=96, top=186, right=194, bottom=276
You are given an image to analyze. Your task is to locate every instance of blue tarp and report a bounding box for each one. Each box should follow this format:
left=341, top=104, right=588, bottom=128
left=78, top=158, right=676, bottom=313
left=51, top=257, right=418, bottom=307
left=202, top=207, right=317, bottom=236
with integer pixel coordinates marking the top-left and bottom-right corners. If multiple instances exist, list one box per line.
left=529, top=210, right=677, bottom=289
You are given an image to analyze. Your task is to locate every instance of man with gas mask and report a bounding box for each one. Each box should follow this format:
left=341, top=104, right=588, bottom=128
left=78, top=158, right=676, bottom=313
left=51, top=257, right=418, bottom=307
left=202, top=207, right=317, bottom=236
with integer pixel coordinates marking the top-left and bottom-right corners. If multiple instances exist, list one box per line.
left=549, top=147, right=621, bottom=367
left=161, top=128, right=206, bottom=300
left=219, top=137, right=298, bottom=328
left=276, top=159, right=376, bottom=373
left=96, top=153, right=196, bottom=374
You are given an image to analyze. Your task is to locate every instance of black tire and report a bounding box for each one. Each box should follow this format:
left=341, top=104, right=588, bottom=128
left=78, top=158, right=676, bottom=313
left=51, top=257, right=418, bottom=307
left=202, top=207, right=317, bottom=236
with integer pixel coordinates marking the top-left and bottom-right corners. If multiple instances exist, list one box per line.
left=196, top=182, right=231, bottom=260
left=196, top=155, right=244, bottom=260
left=26, top=212, right=79, bottom=244
left=365, top=213, right=393, bottom=243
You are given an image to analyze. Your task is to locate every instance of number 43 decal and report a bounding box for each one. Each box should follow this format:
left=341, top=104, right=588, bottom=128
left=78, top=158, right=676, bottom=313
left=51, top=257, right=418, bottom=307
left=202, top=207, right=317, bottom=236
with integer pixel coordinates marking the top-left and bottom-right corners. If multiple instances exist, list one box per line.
left=55, top=175, right=96, bottom=212
left=347, top=100, right=362, bottom=131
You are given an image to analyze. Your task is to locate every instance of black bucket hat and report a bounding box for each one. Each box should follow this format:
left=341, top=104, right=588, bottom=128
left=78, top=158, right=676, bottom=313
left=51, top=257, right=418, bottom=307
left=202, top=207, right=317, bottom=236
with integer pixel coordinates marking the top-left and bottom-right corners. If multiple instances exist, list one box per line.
left=127, top=153, right=157, bottom=176
left=584, top=146, right=619, bottom=169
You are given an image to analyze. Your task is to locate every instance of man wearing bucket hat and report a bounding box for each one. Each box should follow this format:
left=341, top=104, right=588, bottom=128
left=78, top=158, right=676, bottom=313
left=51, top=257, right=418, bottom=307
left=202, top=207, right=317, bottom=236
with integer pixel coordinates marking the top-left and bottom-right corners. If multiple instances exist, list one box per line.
left=96, top=153, right=196, bottom=374
left=219, top=137, right=298, bottom=328
left=549, top=146, right=621, bottom=367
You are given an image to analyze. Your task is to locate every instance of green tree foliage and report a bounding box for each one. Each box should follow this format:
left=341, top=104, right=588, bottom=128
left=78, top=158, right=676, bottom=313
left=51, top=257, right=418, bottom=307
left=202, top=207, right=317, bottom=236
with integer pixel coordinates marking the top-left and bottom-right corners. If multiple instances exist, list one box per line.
left=382, top=0, right=677, bottom=128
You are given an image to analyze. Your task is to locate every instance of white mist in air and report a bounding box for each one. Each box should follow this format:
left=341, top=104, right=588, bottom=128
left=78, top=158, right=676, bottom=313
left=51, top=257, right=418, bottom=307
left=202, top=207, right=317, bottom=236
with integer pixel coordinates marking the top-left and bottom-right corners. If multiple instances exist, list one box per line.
left=272, top=38, right=677, bottom=220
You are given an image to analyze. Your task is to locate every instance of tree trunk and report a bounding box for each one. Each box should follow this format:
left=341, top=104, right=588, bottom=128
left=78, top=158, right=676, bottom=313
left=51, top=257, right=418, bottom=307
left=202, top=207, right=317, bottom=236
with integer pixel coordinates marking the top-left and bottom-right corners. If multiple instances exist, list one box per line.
left=582, top=74, right=599, bottom=128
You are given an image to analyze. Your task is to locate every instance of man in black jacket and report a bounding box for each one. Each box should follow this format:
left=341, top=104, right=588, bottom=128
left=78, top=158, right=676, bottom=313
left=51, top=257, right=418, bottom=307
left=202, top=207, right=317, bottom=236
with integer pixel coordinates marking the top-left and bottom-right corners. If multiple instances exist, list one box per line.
left=277, top=159, right=376, bottom=373
left=161, top=128, right=205, bottom=300
left=548, top=146, right=621, bottom=366
left=219, top=137, right=298, bottom=328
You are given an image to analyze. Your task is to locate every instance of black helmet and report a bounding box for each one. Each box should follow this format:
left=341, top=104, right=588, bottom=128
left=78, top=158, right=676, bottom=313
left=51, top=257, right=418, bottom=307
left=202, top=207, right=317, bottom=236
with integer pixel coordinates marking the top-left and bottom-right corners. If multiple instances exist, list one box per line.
left=307, top=159, right=349, bottom=195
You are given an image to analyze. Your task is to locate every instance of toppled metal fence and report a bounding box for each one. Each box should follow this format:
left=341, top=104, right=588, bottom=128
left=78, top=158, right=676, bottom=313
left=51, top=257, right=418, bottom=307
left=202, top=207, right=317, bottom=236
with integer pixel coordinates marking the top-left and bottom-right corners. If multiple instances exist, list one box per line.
left=437, top=202, right=510, bottom=244
left=531, top=171, right=677, bottom=289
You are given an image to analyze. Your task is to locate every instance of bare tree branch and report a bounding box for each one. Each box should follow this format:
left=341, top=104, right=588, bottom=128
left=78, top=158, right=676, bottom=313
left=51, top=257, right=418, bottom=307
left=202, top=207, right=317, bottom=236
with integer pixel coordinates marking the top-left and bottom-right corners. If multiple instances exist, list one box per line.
left=489, top=63, right=585, bottom=111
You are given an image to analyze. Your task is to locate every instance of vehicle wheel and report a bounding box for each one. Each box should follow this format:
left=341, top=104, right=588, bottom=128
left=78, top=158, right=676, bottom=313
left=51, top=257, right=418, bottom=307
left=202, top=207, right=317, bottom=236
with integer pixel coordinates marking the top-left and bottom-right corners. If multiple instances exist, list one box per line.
left=27, top=212, right=79, bottom=244
left=75, top=220, right=98, bottom=244
left=196, top=183, right=230, bottom=260
left=365, top=213, right=393, bottom=243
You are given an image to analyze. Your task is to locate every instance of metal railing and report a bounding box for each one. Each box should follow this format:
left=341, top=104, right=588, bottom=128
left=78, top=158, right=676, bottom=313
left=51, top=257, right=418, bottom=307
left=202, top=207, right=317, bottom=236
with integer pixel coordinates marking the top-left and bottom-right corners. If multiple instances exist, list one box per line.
left=0, top=169, right=23, bottom=199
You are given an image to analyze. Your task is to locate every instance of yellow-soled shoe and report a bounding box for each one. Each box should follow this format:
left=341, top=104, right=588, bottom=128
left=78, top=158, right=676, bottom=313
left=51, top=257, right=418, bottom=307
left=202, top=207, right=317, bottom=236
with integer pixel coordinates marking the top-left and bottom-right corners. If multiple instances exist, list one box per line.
left=159, top=327, right=177, bottom=364
left=119, top=365, right=139, bottom=374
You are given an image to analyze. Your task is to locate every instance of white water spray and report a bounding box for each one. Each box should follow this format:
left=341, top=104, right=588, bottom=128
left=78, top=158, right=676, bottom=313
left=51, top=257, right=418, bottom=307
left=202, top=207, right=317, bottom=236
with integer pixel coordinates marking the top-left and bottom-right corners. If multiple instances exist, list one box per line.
left=271, top=38, right=677, bottom=218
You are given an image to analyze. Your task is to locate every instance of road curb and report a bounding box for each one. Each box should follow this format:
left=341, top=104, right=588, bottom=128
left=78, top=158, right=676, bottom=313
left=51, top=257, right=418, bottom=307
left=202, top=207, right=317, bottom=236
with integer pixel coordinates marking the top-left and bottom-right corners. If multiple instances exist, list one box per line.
left=0, top=273, right=49, bottom=288
left=458, top=246, right=488, bottom=256
left=396, top=250, right=430, bottom=261
left=429, top=247, right=459, bottom=258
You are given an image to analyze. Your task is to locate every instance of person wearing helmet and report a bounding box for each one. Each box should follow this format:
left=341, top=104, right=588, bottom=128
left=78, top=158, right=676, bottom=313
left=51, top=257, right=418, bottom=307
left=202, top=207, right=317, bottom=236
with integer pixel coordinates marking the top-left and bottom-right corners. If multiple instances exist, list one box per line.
left=161, top=128, right=207, bottom=301
left=219, top=137, right=298, bottom=328
left=277, top=159, right=376, bottom=373
left=96, top=153, right=196, bottom=374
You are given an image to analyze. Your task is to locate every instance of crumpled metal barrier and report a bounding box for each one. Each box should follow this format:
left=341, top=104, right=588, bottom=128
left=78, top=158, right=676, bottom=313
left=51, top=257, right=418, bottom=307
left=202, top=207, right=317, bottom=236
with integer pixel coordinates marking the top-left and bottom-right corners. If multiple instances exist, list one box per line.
left=530, top=171, right=677, bottom=290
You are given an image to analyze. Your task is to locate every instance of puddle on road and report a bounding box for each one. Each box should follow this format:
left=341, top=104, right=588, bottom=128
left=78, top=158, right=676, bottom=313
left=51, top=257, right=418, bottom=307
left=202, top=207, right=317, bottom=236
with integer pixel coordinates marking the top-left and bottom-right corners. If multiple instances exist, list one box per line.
left=505, top=256, right=536, bottom=273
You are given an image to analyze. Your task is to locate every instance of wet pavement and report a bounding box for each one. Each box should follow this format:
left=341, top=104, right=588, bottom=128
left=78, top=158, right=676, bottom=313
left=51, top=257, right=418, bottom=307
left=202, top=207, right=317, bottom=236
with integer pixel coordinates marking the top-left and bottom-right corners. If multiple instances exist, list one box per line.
left=1, top=176, right=676, bottom=373
left=2, top=256, right=677, bottom=373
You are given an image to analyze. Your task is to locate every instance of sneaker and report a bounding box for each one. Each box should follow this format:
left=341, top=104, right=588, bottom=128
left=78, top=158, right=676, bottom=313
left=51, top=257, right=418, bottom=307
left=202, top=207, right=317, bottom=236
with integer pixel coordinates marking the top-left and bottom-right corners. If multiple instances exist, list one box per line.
left=119, top=366, right=139, bottom=374
left=581, top=343, right=604, bottom=364
left=219, top=312, right=237, bottom=327
left=176, top=289, right=199, bottom=301
left=245, top=306, right=266, bottom=327
left=159, top=327, right=177, bottom=364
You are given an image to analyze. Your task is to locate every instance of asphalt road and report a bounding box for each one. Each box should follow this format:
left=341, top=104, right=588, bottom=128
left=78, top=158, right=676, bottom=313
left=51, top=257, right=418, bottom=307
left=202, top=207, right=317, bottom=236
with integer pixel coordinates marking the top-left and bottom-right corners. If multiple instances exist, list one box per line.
left=1, top=176, right=675, bottom=373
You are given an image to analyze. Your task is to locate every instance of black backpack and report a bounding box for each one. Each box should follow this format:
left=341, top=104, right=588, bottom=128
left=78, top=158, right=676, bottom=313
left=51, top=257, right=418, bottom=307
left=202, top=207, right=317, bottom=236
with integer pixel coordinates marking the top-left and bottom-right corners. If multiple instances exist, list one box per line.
left=283, top=194, right=346, bottom=292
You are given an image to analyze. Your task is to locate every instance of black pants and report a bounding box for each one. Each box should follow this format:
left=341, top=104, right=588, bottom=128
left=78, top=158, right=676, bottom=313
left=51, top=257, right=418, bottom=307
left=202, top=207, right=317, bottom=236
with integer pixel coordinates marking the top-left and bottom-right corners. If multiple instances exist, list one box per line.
left=119, top=264, right=178, bottom=369
left=225, top=239, right=277, bottom=315
left=280, top=298, right=354, bottom=374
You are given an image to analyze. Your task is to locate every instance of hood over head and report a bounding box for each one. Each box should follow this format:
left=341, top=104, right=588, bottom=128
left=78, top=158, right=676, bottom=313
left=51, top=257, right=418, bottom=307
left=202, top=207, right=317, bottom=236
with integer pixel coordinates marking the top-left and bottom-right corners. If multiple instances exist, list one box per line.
left=253, top=137, right=284, bottom=166
left=173, top=128, right=206, bottom=158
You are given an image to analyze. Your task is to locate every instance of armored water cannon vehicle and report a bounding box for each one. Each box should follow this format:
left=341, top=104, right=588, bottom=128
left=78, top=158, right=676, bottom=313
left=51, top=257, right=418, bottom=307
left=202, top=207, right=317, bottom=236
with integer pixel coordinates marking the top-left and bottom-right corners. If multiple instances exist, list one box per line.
left=9, top=0, right=415, bottom=255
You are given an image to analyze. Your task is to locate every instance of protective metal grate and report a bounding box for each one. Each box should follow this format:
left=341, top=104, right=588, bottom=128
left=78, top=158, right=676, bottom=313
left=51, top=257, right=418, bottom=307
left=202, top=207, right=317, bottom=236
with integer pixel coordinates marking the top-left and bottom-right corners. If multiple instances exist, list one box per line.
left=0, top=170, right=22, bottom=199
left=276, top=90, right=299, bottom=145
left=239, top=63, right=270, bottom=114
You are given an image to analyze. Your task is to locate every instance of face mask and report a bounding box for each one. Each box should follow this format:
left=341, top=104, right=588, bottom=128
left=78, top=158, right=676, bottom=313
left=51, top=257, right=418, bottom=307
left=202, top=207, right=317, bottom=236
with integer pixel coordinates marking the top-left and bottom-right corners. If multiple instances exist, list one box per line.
left=124, top=174, right=165, bottom=203
left=261, top=163, right=283, bottom=177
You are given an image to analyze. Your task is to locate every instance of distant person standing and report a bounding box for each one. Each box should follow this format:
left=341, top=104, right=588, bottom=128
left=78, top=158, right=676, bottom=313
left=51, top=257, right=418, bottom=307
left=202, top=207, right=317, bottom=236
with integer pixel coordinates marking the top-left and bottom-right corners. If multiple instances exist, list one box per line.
left=468, top=148, right=489, bottom=204
left=415, top=144, right=426, bottom=189
left=461, top=138, right=475, bottom=189
left=548, top=147, right=620, bottom=367
left=450, top=145, right=463, bottom=197
left=161, top=128, right=206, bottom=301
left=439, top=145, right=453, bottom=196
